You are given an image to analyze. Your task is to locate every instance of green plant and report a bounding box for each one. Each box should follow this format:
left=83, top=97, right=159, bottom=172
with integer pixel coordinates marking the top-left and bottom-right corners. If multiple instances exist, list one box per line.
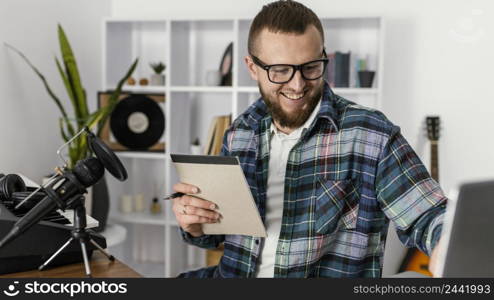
left=5, top=24, right=138, bottom=168
left=150, top=62, right=165, bottom=74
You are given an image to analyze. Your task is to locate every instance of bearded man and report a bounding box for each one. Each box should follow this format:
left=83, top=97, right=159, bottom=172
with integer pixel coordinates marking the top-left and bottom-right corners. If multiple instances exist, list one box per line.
left=172, top=0, right=446, bottom=278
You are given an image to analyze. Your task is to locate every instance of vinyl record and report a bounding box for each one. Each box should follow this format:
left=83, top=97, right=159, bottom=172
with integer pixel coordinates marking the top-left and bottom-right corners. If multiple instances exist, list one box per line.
left=110, top=95, right=165, bottom=150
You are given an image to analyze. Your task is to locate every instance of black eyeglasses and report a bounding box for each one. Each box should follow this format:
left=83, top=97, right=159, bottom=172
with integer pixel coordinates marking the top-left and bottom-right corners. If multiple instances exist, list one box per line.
left=251, top=50, right=329, bottom=84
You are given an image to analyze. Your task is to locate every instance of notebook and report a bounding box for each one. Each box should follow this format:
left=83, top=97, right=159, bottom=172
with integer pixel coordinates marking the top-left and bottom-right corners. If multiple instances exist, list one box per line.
left=171, top=154, right=266, bottom=237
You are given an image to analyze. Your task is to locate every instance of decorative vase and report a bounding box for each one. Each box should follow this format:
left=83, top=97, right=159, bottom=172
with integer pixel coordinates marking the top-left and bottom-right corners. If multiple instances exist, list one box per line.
left=190, top=144, right=202, bottom=155
left=205, top=70, right=222, bottom=86
left=358, top=71, right=375, bottom=88
left=150, top=74, right=165, bottom=86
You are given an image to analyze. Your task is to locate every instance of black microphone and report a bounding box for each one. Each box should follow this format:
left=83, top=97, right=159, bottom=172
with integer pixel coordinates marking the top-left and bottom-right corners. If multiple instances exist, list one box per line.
left=0, top=157, right=104, bottom=248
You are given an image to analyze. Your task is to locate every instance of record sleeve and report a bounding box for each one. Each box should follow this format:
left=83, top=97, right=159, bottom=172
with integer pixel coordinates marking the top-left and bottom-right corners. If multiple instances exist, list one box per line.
left=98, top=92, right=165, bottom=151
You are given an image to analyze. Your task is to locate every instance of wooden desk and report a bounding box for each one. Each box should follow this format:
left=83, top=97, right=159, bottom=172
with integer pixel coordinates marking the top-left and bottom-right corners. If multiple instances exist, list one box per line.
left=0, top=252, right=142, bottom=278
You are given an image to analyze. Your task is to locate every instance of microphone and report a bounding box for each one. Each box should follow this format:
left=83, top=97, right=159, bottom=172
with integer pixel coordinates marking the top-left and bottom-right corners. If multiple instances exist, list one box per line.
left=0, top=157, right=104, bottom=248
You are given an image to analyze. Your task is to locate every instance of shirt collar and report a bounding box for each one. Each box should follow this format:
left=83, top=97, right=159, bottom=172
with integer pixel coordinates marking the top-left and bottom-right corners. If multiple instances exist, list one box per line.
left=240, top=82, right=340, bottom=133
left=270, top=98, right=321, bottom=139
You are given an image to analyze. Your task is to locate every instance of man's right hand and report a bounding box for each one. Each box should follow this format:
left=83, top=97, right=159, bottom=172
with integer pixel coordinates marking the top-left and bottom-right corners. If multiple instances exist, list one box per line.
left=171, top=182, right=220, bottom=237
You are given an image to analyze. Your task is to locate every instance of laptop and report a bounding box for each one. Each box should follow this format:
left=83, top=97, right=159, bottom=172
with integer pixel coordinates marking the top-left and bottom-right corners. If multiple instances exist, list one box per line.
left=436, top=179, right=494, bottom=277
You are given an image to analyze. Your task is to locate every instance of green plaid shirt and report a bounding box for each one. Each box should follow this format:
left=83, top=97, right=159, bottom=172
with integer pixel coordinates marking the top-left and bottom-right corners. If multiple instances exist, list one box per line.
left=180, top=83, right=447, bottom=278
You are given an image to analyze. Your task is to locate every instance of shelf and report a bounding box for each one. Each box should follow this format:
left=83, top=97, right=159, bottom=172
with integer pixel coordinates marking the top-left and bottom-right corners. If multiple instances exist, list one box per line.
left=110, top=211, right=175, bottom=226
left=118, top=85, right=167, bottom=93
left=237, top=86, right=258, bottom=93
left=104, top=20, right=167, bottom=89
left=169, top=86, right=233, bottom=93
left=236, top=86, right=378, bottom=95
left=113, top=86, right=378, bottom=95
left=116, top=151, right=166, bottom=160
left=110, top=86, right=262, bottom=93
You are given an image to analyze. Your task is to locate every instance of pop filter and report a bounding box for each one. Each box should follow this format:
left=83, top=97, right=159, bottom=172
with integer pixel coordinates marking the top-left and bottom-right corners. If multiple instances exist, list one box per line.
left=85, top=128, right=127, bottom=181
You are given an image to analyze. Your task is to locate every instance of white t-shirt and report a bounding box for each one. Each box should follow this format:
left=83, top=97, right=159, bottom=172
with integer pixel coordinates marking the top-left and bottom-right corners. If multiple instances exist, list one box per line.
left=256, top=100, right=321, bottom=277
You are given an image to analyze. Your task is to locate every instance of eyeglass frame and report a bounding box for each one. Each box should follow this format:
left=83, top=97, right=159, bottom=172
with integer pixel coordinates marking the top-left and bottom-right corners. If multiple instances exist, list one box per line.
left=250, top=49, right=329, bottom=84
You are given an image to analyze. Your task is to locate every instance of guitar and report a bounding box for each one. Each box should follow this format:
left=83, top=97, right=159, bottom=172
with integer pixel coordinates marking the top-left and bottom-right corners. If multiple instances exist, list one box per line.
left=426, top=116, right=440, bottom=182
left=398, top=116, right=441, bottom=276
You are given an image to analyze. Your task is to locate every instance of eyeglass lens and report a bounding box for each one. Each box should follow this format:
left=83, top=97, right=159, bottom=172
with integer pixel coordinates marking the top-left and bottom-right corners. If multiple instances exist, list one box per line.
left=269, top=60, right=326, bottom=83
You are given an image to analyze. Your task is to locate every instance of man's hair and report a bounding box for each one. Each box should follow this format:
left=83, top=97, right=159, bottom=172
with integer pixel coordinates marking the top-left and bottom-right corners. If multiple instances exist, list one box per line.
left=248, top=0, right=324, bottom=55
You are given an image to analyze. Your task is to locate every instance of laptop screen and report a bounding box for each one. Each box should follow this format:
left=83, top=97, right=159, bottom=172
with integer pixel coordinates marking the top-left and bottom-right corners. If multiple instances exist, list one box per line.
left=437, top=180, right=494, bottom=277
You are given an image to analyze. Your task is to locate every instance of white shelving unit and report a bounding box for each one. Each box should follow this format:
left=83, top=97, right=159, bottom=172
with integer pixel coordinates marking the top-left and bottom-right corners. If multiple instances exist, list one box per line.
left=102, top=16, right=385, bottom=277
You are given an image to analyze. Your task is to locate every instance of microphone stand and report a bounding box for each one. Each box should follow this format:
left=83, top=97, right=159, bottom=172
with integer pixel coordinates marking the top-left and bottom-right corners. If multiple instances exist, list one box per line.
left=38, top=194, right=115, bottom=277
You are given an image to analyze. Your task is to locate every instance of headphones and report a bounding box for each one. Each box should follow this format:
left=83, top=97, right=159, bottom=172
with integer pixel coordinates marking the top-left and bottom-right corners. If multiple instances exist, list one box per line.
left=0, top=174, right=27, bottom=201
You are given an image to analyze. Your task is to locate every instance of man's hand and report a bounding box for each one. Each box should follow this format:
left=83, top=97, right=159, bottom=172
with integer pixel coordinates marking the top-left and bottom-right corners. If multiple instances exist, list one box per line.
left=171, top=182, right=221, bottom=237
left=429, top=236, right=446, bottom=277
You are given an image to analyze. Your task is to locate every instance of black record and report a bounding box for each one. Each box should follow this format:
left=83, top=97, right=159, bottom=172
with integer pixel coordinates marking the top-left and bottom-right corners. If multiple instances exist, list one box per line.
left=110, top=95, right=165, bottom=150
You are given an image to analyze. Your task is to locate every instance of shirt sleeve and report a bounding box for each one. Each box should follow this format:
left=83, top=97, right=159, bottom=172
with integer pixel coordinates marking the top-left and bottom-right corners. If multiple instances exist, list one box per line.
left=179, top=228, right=224, bottom=249
left=376, top=125, right=447, bottom=256
left=179, top=130, right=231, bottom=249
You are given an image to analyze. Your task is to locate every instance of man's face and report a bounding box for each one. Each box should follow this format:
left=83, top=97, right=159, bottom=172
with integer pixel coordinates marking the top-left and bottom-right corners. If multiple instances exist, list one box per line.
left=245, top=25, right=325, bottom=129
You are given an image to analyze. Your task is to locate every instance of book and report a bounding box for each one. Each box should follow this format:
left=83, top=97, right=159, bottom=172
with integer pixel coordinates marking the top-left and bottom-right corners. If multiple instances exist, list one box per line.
left=205, top=115, right=231, bottom=155
left=326, top=52, right=336, bottom=87
left=213, top=116, right=226, bottom=155
left=334, top=51, right=351, bottom=88
left=204, top=116, right=218, bottom=155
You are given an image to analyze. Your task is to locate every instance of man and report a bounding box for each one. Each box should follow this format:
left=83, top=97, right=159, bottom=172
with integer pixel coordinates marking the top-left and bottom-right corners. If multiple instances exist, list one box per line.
left=172, top=0, right=447, bottom=278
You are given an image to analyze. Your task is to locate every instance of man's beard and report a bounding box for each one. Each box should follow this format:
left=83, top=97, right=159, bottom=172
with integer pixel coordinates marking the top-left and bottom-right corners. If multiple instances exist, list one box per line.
left=259, top=83, right=323, bottom=129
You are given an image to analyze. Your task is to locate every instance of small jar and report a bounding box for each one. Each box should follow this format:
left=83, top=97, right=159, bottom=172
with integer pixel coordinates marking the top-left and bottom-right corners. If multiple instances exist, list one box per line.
left=150, top=197, right=162, bottom=214
left=120, top=195, right=133, bottom=213
left=134, top=194, right=145, bottom=212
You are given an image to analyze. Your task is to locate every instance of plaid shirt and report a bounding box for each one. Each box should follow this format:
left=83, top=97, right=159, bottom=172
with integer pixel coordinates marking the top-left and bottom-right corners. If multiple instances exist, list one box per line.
left=180, top=83, right=447, bottom=278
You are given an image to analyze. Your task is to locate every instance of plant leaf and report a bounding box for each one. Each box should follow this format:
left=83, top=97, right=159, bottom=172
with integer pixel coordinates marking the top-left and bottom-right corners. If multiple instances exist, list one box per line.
left=58, top=24, right=89, bottom=125
left=59, top=118, right=70, bottom=142
left=76, top=135, right=88, bottom=162
left=84, top=109, right=105, bottom=129
left=4, top=42, right=75, bottom=136
left=68, top=144, right=78, bottom=169
left=97, top=58, right=139, bottom=136
left=55, top=56, right=81, bottom=123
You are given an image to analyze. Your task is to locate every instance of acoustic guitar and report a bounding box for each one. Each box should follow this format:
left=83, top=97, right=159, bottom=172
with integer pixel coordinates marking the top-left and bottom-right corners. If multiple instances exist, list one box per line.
left=398, top=116, right=441, bottom=276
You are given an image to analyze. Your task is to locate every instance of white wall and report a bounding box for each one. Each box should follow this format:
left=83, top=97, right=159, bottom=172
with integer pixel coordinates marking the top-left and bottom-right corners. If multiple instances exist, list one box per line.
left=0, top=0, right=111, bottom=181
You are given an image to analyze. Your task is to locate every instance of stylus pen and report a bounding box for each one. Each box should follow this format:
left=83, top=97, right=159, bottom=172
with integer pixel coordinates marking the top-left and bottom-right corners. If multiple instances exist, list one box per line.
left=163, top=192, right=185, bottom=200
